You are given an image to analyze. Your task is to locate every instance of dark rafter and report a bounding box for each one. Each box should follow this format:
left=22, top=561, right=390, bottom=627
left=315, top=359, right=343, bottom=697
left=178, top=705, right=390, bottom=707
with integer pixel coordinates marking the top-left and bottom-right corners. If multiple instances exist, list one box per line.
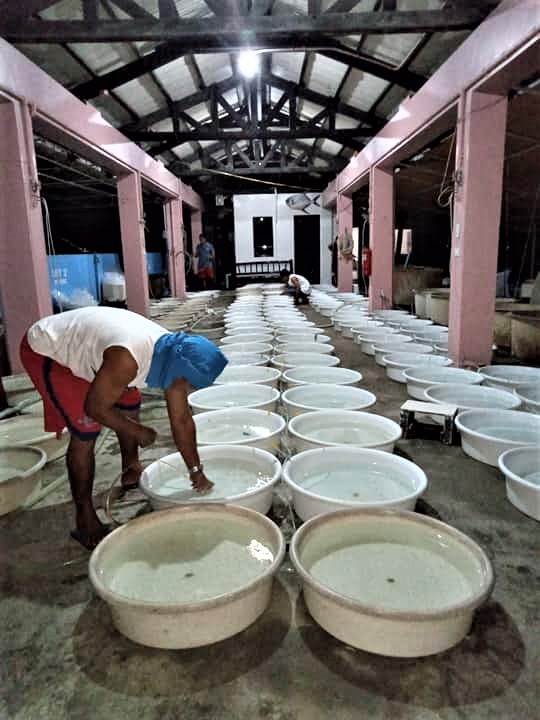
left=1, top=9, right=488, bottom=42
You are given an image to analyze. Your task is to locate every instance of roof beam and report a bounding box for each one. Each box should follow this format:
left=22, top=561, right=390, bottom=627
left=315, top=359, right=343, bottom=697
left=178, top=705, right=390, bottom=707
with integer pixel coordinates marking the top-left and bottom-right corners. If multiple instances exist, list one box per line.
left=173, top=162, right=346, bottom=177
left=1, top=9, right=487, bottom=42
left=109, top=0, right=155, bottom=20
left=3, top=1, right=59, bottom=20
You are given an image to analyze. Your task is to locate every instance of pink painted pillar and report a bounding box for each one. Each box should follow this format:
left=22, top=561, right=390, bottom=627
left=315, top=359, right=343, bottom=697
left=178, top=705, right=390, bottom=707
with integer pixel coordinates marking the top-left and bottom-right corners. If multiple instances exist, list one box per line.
left=337, top=193, right=353, bottom=292
left=449, top=91, right=508, bottom=367
left=165, top=197, right=186, bottom=299
left=368, top=166, right=394, bottom=311
left=117, top=172, right=149, bottom=316
left=0, top=101, right=51, bottom=372
left=191, top=209, right=203, bottom=275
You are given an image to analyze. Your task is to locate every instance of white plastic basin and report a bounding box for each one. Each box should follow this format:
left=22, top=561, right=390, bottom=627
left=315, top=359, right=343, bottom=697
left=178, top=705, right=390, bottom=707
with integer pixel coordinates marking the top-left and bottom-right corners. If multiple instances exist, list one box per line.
left=403, top=366, right=484, bottom=400
left=0, top=415, right=69, bottom=462
left=289, top=509, right=494, bottom=657
left=220, top=334, right=273, bottom=345
left=276, top=333, right=330, bottom=344
left=225, top=326, right=271, bottom=337
left=274, top=342, right=334, bottom=355
left=455, top=409, right=540, bottom=466
left=515, top=384, right=540, bottom=414
left=478, top=365, right=540, bottom=391
left=194, top=408, right=286, bottom=454
left=384, top=353, right=452, bottom=383
left=283, top=447, right=427, bottom=520
left=282, top=366, right=362, bottom=388
left=282, top=384, right=376, bottom=417
left=224, top=352, right=269, bottom=366
left=214, top=365, right=281, bottom=388
left=140, top=446, right=281, bottom=514
left=498, top=446, right=540, bottom=521
left=189, top=383, right=280, bottom=413
left=2, top=373, right=39, bottom=405
left=271, top=353, right=340, bottom=370
left=0, top=446, right=47, bottom=516
left=288, top=410, right=401, bottom=453
left=89, top=505, right=285, bottom=648
left=374, top=341, right=432, bottom=367
left=221, top=342, right=273, bottom=356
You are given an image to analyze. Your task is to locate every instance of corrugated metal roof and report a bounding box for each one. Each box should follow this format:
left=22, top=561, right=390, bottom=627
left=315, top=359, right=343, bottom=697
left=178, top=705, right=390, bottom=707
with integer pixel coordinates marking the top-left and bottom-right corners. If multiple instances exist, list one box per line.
left=340, top=69, right=390, bottom=112
left=114, top=74, right=164, bottom=116
left=298, top=99, right=325, bottom=120
left=40, top=0, right=83, bottom=20
left=320, top=139, right=344, bottom=156
left=67, top=43, right=135, bottom=75
left=307, top=54, right=349, bottom=97
left=272, top=52, right=305, bottom=85
left=15, top=44, right=91, bottom=86
left=409, top=30, right=471, bottom=75
left=193, top=54, right=233, bottom=85
left=153, top=57, right=198, bottom=101
left=89, top=94, right=134, bottom=126
left=375, top=85, right=410, bottom=119
left=362, top=33, right=424, bottom=66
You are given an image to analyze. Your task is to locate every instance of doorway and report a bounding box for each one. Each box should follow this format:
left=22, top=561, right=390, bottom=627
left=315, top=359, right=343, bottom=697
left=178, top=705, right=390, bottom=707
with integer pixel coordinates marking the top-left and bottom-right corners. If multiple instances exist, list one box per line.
left=293, top=215, right=320, bottom=284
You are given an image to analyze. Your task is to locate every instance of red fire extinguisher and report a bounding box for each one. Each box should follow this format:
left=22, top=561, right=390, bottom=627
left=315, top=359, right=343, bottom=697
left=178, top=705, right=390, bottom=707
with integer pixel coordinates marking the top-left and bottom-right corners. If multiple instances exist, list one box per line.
left=361, top=247, right=372, bottom=277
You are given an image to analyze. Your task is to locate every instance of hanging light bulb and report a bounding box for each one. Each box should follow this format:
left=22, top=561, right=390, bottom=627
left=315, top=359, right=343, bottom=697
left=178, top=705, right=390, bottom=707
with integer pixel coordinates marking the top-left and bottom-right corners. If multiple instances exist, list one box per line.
left=238, top=50, right=260, bottom=79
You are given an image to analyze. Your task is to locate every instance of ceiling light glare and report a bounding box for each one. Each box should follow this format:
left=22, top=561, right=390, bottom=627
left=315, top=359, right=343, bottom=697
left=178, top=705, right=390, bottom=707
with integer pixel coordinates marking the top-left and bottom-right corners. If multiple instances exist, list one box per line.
left=238, top=50, right=260, bottom=79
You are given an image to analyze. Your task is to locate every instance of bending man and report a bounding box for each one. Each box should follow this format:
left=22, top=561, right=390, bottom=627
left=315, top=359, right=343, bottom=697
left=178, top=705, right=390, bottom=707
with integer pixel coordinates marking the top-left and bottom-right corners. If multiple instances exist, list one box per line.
left=20, top=306, right=228, bottom=549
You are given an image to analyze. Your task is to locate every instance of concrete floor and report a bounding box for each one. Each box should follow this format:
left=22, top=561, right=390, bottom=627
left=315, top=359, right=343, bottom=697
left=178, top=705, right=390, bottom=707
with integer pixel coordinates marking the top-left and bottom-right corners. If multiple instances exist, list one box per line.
left=1, top=302, right=539, bottom=720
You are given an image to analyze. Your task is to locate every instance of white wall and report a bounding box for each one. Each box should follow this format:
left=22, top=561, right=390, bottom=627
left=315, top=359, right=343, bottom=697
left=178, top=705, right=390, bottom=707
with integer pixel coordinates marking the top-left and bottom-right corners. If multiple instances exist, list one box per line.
left=233, top=192, right=333, bottom=284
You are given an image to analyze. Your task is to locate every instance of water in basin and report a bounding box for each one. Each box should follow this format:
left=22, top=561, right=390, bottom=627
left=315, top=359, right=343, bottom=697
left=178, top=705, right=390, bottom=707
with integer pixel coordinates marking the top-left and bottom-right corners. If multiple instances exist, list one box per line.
left=523, top=471, right=540, bottom=486
left=299, top=467, right=409, bottom=502
left=149, top=457, right=274, bottom=501
left=0, top=466, right=21, bottom=482
left=479, top=425, right=539, bottom=443
left=107, top=521, right=275, bottom=603
left=198, top=421, right=273, bottom=443
left=306, top=424, right=388, bottom=445
left=310, top=542, right=472, bottom=612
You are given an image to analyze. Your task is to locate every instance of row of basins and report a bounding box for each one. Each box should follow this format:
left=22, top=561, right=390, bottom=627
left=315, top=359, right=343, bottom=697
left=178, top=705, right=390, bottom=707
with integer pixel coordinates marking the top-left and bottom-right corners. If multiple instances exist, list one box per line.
left=2, top=284, right=540, bottom=658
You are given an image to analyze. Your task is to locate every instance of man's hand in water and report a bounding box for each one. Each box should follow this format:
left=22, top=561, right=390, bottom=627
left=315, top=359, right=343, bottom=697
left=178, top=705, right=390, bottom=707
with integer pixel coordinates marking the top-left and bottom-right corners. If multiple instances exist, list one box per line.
left=191, top=470, right=214, bottom=494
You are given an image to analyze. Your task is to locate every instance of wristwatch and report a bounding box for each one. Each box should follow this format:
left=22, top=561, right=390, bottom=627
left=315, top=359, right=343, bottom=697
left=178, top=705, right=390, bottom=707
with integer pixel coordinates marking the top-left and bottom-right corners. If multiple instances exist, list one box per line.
left=188, top=464, right=204, bottom=476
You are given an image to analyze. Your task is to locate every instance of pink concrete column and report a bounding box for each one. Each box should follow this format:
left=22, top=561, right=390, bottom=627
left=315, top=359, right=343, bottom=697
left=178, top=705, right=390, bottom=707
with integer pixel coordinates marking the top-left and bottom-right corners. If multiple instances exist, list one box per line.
left=337, top=193, right=353, bottom=292
left=191, top=209, right=203, bottom=275
left=368, top=166, right=394, bottom=311
left=165, top=197, right=186, bottom=299
left=0, top=101, right=51, bottom=372
left=117, top=172, right=149, bottom=317
left=449, top=91, right=508, bottom=367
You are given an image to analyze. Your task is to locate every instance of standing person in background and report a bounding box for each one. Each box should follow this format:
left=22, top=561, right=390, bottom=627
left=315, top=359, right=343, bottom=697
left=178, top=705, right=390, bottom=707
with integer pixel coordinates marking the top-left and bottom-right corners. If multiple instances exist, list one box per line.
left=329, top=236, right=338, bottom=287
left=195, top=234, right=215, bottom=291
left=279, top=269, right=311, bottom=306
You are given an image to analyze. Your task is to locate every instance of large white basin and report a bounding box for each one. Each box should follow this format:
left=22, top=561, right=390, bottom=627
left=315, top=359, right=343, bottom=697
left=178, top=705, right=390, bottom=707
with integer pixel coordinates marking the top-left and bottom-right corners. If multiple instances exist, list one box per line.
left=403, top=366, right=484, bottom=400
left=220, top=333, right=274, bottom=345
left=276, top=333, right=330, bottom=344
left=214, top=365, right=281, bottom=388
left=0, top=446, right=47, bottom=516
left=455, top=409, right=540, bottom=466
left=478, top=365, right=540, bottom=391
left=374, top=341, right=432, bottom=367
left=282, top=384, right=376, bottom=417
left=515, top=384, right=540, bottom=414
left=194, top=408, right=286, bottom=454
left=288, top=410, right=402, bottom=453
left=289, top=509, right=494, bottom=657
left=271, top=353, right=340, bottom=370
left=2, top=373, right=40, bottom=405
left=140, top=446, right=281, bottom=514
left=282, top=447, right=426, bottom=520
left=498, top=446, right=540, bottom=521
left=224, top=352, right=269, bottom=366
left=221, top=342, right=273, bottom=356
left=282, top=366, right=362, bottom=388
left=189, top=383, right=280, bottom=413
left=384, top=353, right=452, bottom=383
left=0, top=415, right=69, bottom=462
left=89, top=505, right=285, bottom=649
left=275, top=342, right=334, bottom=355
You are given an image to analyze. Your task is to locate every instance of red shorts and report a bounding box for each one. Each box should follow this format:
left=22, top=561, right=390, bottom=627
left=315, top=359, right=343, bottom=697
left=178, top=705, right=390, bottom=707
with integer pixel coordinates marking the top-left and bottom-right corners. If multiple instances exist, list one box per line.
left=198, top=266, right=214, bottom=280
left=19, top=334, right=141, bottom=441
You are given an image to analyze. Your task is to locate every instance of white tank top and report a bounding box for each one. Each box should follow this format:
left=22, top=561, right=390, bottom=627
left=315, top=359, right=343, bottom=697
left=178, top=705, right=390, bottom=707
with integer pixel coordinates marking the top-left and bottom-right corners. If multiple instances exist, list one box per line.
left=27, top=307, right=167, bottom=388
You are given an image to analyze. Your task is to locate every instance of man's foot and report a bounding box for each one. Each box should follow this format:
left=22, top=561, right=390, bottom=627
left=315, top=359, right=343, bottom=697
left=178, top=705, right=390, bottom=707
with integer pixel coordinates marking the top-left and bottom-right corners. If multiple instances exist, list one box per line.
left=70, top=523, right=112, bottom=551
left=121, top=462, right=143, bottom=491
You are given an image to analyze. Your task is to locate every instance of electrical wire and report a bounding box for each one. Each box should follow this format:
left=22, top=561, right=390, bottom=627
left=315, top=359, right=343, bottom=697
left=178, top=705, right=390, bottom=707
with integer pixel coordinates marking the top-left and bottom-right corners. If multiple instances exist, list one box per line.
left=197, top=166, right=319, bottom=192
left=41, top=196, right=63, bottom=313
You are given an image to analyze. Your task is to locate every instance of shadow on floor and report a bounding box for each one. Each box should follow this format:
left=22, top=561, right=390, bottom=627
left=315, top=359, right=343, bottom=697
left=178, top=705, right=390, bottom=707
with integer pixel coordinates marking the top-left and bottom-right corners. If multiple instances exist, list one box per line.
left=298, top=598, right=525, bottom=709
left=71, top=577, right=292, bottom=697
